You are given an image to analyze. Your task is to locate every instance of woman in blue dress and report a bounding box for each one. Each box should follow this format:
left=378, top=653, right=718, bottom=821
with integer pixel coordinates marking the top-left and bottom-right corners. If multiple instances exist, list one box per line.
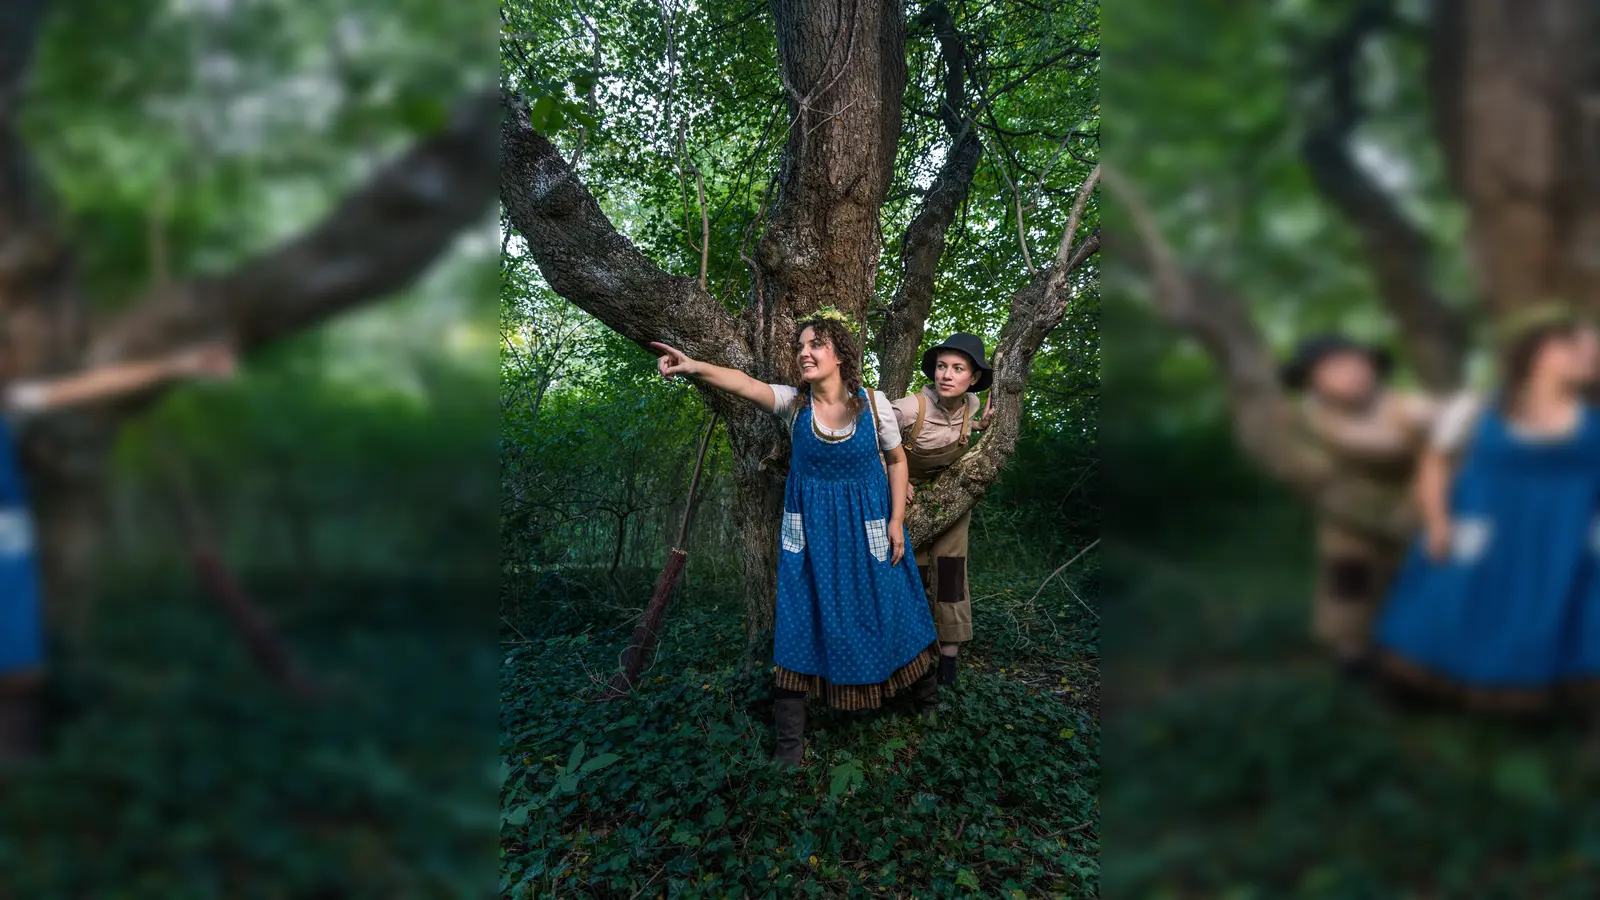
left=651, top=309, right=940, bottom=766
left=1, top=341, right=236, bottom=763
left=1374, top=303, right=1600, bottom=712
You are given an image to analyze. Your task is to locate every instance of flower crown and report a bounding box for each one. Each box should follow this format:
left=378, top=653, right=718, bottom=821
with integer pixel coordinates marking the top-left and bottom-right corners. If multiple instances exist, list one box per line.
left=795, top=305, right=853, bottom=328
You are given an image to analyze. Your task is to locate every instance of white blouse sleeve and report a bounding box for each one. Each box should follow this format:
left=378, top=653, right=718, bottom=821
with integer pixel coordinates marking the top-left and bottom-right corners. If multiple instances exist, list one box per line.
left=871, top=391, right=902, bottom=452
left=1430, top=391, right=1484, bottom=453
left=768, top=384, right=800, bottom=429
left=4, top=380, right=49, bottom=416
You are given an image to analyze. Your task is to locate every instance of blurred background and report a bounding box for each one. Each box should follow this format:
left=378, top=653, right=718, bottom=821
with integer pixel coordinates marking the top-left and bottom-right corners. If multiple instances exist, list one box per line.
left=1, top=0, right=500, bottom=896
left=1101, top=0, right=1600, bottom=896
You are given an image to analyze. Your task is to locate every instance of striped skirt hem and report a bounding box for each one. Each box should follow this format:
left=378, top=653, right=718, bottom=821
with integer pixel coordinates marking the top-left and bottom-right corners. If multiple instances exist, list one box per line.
left=1377, top=651, right=1600, bottom=714
left=774, top=642, right=939, bottom=711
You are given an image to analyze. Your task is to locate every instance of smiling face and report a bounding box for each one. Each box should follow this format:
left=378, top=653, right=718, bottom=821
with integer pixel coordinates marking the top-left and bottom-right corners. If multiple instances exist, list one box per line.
left=795, top=326, right=841, bottom=384
left=932, top=350, right=978, bottom=398
left=1567, top=323, right=1600, bottom=386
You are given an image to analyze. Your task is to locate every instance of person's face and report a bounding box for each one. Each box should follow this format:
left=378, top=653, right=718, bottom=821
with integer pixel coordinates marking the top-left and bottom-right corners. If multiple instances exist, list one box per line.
left=1308, top=351, right=1377, bottom=405
left=796, top=327, right=840, bottom=383
left=1528, top=331, right=1578, bottom=388
left=1565, top=324, right=1600, bottom=386
left=932, top=351, right=977, bottom=398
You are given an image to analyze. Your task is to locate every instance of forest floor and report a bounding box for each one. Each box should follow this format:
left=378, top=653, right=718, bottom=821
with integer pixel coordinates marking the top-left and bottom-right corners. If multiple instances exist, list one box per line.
left=0, top=574, right=499, bottom=898
left=1103, top=499, right=1600, bottom=899
left=500, top=562, right=1100, bottom=899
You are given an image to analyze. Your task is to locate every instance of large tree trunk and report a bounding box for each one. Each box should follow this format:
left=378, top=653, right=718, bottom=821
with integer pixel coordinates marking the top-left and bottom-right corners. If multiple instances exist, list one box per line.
left=753, top=0, right=905, bottom=340
left=0, top=1, right=498, bottom=648
left=1431, top=1, right=1600, bottom=317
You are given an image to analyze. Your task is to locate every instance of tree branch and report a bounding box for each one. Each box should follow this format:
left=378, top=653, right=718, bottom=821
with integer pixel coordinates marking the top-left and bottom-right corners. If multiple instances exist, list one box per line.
left=1301, top=1, right=1466, bottom=391
left=879, top=1, right=983, bottom=398
left=1102, top=168, right=1338, bottom=503
left=903, top=167, right=1100, bottom=545
left=87, top=88, right=501, bottom=371
left=499, top=90, right=750, bottom=378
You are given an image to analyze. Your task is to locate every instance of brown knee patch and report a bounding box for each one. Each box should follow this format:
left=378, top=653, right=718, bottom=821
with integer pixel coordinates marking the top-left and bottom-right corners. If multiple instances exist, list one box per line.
left=936, top=557, right=966, bottom=604
left=1326, top=558, right=1374, bottom=602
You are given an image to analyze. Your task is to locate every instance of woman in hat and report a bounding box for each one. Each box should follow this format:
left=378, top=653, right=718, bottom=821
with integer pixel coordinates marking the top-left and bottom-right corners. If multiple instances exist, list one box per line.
left=1373, top=303, right=1600, bottom=711
left=2, top=340, right=237, bottom=763
left=1278, top=334, right=1440, bottom=676
left=650, top=308, right=940, bottom=767
left=889, top=333, right=996, bottom=687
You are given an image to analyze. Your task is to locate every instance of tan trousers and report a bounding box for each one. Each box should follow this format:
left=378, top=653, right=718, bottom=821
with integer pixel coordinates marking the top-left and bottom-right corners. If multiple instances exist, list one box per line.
left=1311, top=526, right=1404, bottom=656
left=915, top=509, right=972, bottom=643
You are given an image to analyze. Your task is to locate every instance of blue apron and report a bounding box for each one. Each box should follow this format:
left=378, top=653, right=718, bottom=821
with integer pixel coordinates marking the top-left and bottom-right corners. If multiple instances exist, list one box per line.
left=773, top=391, right=936, bottom=685
left=1375, top=402, right=1600, bottom=689
left=0, top=415, right=44, bottom=676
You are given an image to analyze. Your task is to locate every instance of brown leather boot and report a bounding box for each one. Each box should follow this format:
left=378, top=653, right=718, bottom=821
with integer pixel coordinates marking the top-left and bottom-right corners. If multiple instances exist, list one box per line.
left=910, top=663, right=939, bottom=724
left=772, top=698, right=806, bottom=767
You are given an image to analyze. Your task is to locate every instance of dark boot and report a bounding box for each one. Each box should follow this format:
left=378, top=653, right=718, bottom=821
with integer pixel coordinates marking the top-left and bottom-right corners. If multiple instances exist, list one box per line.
left=938, top=654, right=958, bottom=686
left=910, top=664, right=939, bottom=724
left=772, top=698, right=806, bottom=767
left=0, top=686, right=44, bottom=767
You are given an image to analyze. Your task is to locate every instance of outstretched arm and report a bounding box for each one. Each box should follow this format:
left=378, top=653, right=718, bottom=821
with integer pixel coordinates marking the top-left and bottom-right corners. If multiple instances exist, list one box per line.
left=11, top=342, right=235, bottom=413
left=650, top=342, right=775, bottom=411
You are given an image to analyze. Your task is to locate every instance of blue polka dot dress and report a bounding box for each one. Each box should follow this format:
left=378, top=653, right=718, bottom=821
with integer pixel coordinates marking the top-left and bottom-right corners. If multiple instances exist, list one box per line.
left=0, top=415, right=43, bottom=678
left=772, top=389, right=938, bottom=709
left=1375, top=402, right=1600, bottom=707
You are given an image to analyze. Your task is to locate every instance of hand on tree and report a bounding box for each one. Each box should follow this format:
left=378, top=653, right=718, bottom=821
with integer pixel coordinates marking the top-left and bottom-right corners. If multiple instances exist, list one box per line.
left=978, top=393, right=995, bottom=430
left=649, top=342, right=697, bottom=381
left=888, top=519, right=905, bottom=566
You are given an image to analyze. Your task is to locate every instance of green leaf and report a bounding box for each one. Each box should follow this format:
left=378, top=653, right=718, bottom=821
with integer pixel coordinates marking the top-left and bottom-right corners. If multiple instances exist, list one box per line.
left=580, top=752, right=620, bottom=774
left=529, top=94, right=558, bottom=132
left=828, top=759, right=864, bottom=800
left=564, top=741, right=585, bottom=774
left=955, top=869, right=981, bottom=890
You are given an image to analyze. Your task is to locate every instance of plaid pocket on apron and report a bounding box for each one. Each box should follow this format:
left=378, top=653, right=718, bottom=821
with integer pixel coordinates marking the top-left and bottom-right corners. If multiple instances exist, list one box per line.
left=781, top=511, right=806, bottom=553
left=865, top=519, right=889, bottom=562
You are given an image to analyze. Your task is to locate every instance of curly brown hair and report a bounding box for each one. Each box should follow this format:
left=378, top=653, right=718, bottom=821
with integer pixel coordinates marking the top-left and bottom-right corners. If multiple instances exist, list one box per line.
left=1498, top=321, right=1581, bottom=414
left=792, top=318, right=867, bottom=420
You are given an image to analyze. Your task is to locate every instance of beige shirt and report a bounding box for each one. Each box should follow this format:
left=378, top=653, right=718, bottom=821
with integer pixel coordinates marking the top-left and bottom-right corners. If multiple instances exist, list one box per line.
left=1300, top=391, right=1439, bottom=465
left=890, top=386, right=979, bottom=453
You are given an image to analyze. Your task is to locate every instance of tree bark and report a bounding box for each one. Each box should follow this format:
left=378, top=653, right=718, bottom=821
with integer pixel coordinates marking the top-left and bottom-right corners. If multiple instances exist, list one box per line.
left=753, top=0, right=906, bottom=349
left=1429, top=1, right=1600, bottom=316
left=879, top=2, right=983, bottom=399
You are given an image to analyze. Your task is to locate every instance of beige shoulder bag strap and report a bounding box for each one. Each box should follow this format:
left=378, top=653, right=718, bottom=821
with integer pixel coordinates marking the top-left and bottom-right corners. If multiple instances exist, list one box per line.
left=959, top=394, right=977, bottom=445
